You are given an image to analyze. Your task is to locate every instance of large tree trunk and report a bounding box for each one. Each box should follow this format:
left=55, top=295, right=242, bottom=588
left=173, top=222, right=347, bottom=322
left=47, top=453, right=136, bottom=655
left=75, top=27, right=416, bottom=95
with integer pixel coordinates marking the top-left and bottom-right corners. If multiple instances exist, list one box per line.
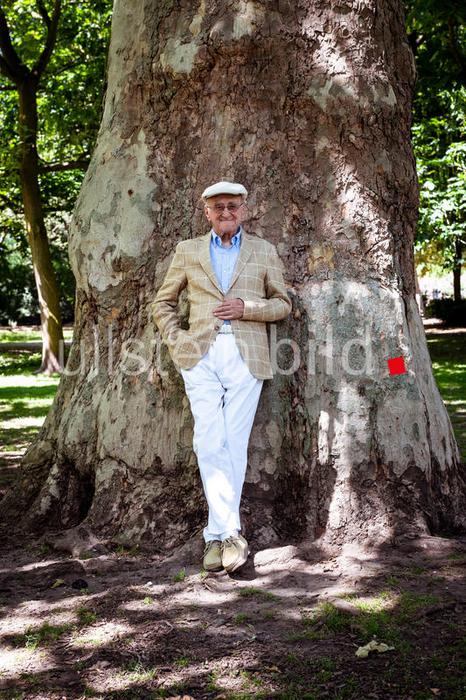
left=3, top=0, right=465, bottom=551
left=19, top=79, right=64, bottom=374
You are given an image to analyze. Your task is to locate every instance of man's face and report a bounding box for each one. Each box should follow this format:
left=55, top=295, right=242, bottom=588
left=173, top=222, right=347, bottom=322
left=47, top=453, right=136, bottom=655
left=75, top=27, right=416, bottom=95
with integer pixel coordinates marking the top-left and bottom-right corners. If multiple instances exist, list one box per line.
left=204, top=194, right=246, bottom=237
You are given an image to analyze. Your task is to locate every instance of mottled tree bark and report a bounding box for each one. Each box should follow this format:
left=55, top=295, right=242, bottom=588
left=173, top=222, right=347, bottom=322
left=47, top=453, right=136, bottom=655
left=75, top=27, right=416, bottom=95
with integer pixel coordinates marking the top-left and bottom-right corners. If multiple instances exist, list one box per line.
left=3, top=0, right=465, bottom=551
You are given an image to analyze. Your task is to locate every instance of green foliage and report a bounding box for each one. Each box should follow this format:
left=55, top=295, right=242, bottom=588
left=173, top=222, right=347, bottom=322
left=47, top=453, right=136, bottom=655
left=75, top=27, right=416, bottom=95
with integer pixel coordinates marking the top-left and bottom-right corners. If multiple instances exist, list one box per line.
left=405, top=0, right=466, bottom=283
left=0, top=0, right=112, bottom=322
left=412, top=89, right=466, bottom=273
left=0, top=212, right=77, bottom=323
left=0, top=231, right=36, bottom=323
left=0, top=0, right=112, bottom=168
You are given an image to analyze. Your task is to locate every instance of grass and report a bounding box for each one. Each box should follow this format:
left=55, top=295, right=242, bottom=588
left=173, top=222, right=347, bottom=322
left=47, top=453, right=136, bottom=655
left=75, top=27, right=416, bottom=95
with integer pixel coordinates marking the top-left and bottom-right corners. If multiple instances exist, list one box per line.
left=123, top=659, right=158, bottom=681
left=446, top=551, right=466, bottom=560
left=76, top=607, right=98, bottom=625
left=173, top=567, right=186, bottom=582
left=13, top=621, right=73, bottom=649
left=293, top=590, right=443, bottom=650
left=174, top=655, right=190, bottom=667
left=238, top=586, right=278, bottom=600
left=276, top=588, right=464, bottom=699
left=234, top=612, right=250, bottom=625
left=427, top=331, right=466, bottom=460
left=0, top=327, right=73, bottom=343
left=115, top=543, right=141, bottom=557
left=0, top=351, right=59, bottom=489
left=240, top=669, right=265, bottom=688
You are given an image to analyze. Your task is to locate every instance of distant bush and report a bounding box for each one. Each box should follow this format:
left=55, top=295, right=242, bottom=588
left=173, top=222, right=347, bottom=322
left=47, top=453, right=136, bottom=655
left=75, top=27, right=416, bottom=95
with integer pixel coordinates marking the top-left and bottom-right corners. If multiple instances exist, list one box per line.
left=425, top=299, right=466, bottom=327
left=0, top=216, right=75, bottom=326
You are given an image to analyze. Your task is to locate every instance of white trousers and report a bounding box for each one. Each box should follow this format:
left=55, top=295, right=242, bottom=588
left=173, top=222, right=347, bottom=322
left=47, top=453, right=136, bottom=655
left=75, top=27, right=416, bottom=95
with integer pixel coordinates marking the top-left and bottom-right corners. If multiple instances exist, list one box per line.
left=180, top=334, right=263, bottom=543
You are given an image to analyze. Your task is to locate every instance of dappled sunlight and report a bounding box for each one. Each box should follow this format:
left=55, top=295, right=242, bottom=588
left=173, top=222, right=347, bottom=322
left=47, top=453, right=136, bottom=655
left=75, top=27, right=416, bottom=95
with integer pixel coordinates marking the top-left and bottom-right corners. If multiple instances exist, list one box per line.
left=0, top=416, right=46, bottom=430
left=0, top=558, right=73, bottom=575
left=120, top=597, right=161, bottom=612
left=0, top=613, right=45, bottom=637
left=0, top=374, right=58, bottom=389
left=431, top=363, right=466, bottom=374
left=340, top=590, right=399, bottom=612
left=0, top=646, right=54, bottom=678
left=86, top=665, right=158, bottom=694
left=69, top=621, right=133, bottom=649
left=0, top=533, right=464, bottom=698
left=0, top=397, right=53, bottom=412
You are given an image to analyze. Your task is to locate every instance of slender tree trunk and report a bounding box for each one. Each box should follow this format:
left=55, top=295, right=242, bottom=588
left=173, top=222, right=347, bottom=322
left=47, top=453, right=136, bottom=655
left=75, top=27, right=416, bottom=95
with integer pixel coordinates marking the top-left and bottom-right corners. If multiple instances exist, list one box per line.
left=453, top=237, right=462, bottom=302
left=0, top=1, right=63, bottom=374
left=18, top=78, right=64, bottom=374
left=2, top=0, right=465, bottom=552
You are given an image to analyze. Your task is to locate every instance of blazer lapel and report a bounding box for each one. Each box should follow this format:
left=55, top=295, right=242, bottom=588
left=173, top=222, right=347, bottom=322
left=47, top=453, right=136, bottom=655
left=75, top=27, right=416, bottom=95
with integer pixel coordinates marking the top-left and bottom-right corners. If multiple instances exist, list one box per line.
left=198, top=232, right=224, bottom=295
left=197, top=229, right=254, bottom=295
left=227, top=231, right=253, bottom=291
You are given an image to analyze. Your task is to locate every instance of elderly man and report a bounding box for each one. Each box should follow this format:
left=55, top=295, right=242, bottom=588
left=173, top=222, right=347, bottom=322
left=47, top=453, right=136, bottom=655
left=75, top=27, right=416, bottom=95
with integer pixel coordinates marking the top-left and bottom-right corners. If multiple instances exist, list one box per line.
left=152, top=181, right=291, bottom=573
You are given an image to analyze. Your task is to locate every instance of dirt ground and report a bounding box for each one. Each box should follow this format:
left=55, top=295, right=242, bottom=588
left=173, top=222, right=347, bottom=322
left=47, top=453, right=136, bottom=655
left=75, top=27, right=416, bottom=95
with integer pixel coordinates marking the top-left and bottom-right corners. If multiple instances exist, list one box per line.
left=1, top=523, right=465, bottom=700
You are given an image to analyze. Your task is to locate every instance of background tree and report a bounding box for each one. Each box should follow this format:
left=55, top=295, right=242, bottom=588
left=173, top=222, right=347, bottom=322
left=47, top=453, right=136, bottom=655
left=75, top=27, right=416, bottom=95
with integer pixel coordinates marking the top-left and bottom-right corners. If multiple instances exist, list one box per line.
left=406, top=0, right=466, bottom=300
left=0, top=1, right=111, bottom=361
left=2, top=0, right=465, bottom=552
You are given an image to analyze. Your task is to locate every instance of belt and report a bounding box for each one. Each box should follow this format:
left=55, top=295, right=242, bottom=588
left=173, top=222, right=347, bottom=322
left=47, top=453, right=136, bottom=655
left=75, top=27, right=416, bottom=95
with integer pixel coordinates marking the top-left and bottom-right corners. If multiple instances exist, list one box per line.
left=217, top=324, right=234, bottom=334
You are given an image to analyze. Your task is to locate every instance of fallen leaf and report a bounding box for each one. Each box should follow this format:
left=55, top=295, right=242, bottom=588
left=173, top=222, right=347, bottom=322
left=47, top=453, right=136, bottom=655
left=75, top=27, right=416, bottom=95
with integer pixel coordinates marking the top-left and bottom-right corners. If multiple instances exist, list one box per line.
left=51, top=578, right=65, bottom=588
left=356, top=640, right=395, bottom=658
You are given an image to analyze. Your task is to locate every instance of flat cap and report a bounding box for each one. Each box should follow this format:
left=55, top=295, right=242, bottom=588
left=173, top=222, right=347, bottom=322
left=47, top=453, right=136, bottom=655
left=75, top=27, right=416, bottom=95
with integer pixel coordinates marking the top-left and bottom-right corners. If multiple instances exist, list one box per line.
left=201, top=181, right=248, bottom=200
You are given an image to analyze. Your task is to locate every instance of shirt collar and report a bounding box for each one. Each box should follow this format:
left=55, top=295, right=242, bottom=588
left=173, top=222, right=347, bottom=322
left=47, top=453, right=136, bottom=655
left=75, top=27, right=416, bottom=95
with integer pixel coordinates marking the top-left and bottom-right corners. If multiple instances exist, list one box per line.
left=211, top=226, right=242, bottom=248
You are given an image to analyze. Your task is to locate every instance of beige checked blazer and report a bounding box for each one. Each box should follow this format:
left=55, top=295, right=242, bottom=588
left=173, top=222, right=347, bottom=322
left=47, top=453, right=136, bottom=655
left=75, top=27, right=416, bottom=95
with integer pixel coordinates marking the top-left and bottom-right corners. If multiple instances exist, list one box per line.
left=151, top=230, right=292, bottom=380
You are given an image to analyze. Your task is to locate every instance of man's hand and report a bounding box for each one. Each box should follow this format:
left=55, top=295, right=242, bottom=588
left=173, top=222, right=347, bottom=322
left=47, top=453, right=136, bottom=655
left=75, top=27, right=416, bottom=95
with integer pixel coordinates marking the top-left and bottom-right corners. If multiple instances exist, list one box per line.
left=213, top=298, right=244, bottom=320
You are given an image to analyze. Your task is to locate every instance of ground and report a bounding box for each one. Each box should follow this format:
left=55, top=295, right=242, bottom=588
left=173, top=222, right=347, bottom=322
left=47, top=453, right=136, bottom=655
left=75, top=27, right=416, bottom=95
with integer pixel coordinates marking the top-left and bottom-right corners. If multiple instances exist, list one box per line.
left=0, top=322, right=465, bottom=699
left=0, top=526, right=465, bottom=699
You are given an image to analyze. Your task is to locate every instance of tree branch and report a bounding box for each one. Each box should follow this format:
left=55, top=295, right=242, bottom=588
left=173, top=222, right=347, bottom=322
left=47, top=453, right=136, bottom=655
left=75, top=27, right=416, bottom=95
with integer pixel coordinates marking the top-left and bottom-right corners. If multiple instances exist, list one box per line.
left=39, top=158, right=90, bottom=172
left=35, top=0, right=51, bottom=29
left=0, top=55, right=17, bottom=83
left=45, top=59, right=82, bottom=78
left=0, top=5, right=28, bottom=82
left=33, top=0, right=61, bottom=79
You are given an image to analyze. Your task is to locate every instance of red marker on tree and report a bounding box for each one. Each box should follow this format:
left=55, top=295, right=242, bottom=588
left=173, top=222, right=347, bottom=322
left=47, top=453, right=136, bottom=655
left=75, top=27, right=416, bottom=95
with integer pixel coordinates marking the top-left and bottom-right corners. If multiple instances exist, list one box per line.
left=388, top=356, right=407, bottom=375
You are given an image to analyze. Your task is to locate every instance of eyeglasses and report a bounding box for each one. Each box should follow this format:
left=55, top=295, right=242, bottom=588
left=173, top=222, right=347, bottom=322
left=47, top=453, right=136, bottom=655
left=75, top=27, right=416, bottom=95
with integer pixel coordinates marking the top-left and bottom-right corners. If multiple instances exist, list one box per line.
left=205, top=203, right=245, bottom=213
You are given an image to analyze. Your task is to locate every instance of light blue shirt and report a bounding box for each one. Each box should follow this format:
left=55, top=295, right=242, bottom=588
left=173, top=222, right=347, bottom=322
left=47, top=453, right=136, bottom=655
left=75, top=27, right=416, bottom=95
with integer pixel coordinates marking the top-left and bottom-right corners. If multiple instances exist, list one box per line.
left=210, top=226, right=242, bottom=326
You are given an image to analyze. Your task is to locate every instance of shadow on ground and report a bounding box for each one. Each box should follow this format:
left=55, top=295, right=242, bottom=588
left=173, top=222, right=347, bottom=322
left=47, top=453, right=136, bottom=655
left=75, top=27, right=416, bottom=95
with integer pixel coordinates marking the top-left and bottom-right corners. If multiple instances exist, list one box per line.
left=0, top=523, right=465, bottom=700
